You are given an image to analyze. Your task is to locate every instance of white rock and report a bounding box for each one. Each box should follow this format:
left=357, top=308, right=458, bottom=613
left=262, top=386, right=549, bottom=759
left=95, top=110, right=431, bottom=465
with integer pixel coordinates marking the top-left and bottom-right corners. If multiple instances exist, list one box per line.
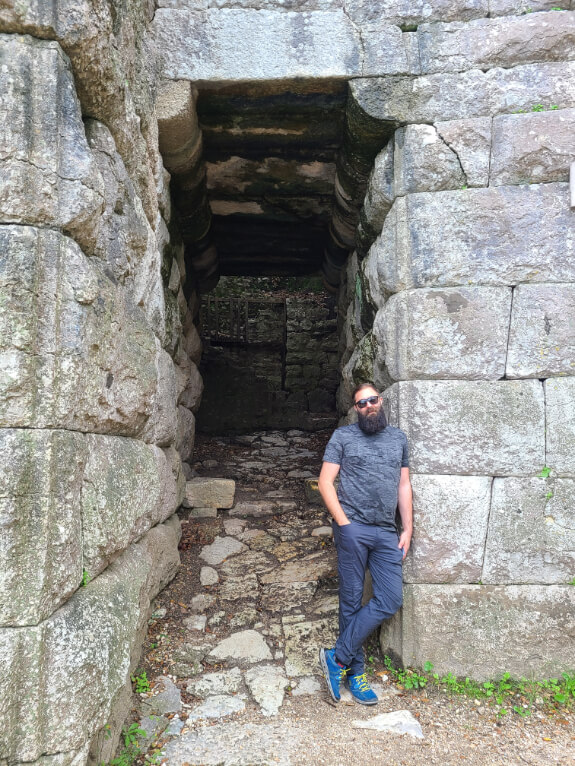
left=291, top=677, right=321, bottom=696
left=352, top=710, right=424, bottom=739
left=199, top=536, right=246, bottom=566
left=186, top=668, right=243, bottom=699
left=208, top=630, right=272, bottom=663
left=200, top=566, right=219, bottom=586
left=245, top=665, right=288, bottom=716
left=184, top=614, right=207, bottom=632
left=185, top=694, right=245, bottom=723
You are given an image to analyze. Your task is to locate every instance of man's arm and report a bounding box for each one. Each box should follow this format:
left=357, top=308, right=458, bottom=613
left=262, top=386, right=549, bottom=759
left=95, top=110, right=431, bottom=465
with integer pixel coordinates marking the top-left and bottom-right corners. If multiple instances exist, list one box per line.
left=397, top=466, right=413, bottom=559
left=318, top=461, right=350, bottom=526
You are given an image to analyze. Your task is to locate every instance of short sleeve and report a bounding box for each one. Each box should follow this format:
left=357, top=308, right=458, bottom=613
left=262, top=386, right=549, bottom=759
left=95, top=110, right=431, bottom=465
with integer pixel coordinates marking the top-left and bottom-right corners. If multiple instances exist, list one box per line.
left=401, top=434, right=409, bottom=468
left=322, top=430, right=344, bottom=465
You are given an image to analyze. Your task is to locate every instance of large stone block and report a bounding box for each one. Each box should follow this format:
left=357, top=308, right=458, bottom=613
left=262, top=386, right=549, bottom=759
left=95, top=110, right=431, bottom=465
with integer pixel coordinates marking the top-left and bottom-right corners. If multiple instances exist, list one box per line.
left=375, top=286, right=511, bottom=380
left=184, top=478, right=236, bottom=510
left=82, top=437, right=183, bottom=578
left=366, top=185, right=575, bottom=296
left=483, top=478, right=575, bottom=584
left=490, top=0, right=571, bottom=15
left=396, top=584, right=575, bottom=679
left=393, top=125, right=465, bottom=196
left=545, top=378, right=575, bottom=477
left=0, top=429, right=85, bottom=627
left=344, top=0, right=488, bottom=26
left=506, top=283, right=575, bottom=378
left=434, top=117, right=491, bottom=187
left=0, top=226, right=176, bottom=441
left=404, top=475, right=492, bottom=584
left=0, top=35, right=104, bottom=254
left=491, top=108, right=575, bottom=186
left=175, top=405, right=196, bottom=463
left=152, top=9, right=361, bottom=81
left=0, top=520, right=180, bottom=763
left=383, top=380, right=545, bottom=475
left=351, top=62, right=575, bottom=124
left=418, top=12, right=575, bottom=74
left=357, top=142, right=394, bottom=254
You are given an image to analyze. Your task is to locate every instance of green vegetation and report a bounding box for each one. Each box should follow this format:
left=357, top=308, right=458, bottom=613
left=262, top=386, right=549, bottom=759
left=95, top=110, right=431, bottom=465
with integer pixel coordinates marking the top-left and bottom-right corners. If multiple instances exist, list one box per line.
left=81, top=569, right=90, bottom=587
left=131, top=670, right=151, bottom=694
left=383, top=657, right=575, bottom=719
left=539, top=465, right=552, bottom=478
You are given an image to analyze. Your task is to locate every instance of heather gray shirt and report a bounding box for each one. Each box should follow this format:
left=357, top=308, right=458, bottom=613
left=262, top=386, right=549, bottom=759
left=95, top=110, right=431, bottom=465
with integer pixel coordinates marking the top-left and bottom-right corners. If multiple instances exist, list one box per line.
left=322, top=423, right=409, bottom=529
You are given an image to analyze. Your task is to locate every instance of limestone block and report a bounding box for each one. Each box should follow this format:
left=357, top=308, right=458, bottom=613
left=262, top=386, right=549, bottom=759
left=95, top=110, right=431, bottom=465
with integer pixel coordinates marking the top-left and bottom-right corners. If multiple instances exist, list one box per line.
left=393, top=125, right=465, bottom=196
left=506, top=283, right=575, bottom=378
left=351, top=62, right=575, bottom=125
left=175, top=405, right=196, bottom=462
left=434, top=117, right=491, bottom=188
left=344, top=0, right=488, bottom=26
left=398, top=584, right=575, bottom=680
left=366, top=185, right=575, bottom=297
left=140, top=344, right=179, bottom=447
left=0, top=226, right=177, bottom=441
left=491, top=109, right=575, bottom=186
left=339, top=332, right=381, bottom=412
left=157, top=80, right=202, bottom=176
left=546, top=378, right=575, bottom=477
left=359, top=23, right=419, bottom=76
left=152, top=9, right=361, bottom=81
left=0, top=36, right=104, bottom=254
left=0, top=429, right=85, bottom=627
left=81, top=436, right=182, bottom=578
left=376, top=286, right=511, bottom=380
left=404, top=475, right=492, bottom=584
left=489, top=0, right=570, bottom=15
left=182, top=319, right=203, bottom=365
left=383, top=380, right=545, bottom=475
left=483, top=478, right=575, bottom=584
left=185, top=478, right=236, bottom=509
left=0, top=522, right=179, bottom=763
left=179, top=362, right=204, bottom=413
left=418, top=12, right=575, bottom=74
left=357, top=142, right=395, bottom=254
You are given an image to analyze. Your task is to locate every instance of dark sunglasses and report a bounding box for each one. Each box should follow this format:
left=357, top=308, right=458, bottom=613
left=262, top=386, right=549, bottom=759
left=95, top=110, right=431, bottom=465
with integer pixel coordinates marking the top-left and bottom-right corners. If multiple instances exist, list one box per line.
left=354, top=395, right=380, bottom=409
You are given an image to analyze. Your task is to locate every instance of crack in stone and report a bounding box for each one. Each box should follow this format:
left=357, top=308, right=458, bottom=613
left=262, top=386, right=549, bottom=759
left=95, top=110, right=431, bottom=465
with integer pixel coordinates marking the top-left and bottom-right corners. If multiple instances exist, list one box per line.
left=435, top=129, right=468, bottom=187
left=479, top=476, right=495, bottom=584
left=502, top=284, right=514, bottom=379
left=341, top=5, right=365, bottom=74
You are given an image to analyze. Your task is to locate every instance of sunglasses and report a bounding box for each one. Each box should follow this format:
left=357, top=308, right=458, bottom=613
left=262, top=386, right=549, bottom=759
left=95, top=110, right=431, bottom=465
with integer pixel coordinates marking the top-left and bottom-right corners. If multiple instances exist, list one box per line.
left=354, top=395, right=380, bottom=409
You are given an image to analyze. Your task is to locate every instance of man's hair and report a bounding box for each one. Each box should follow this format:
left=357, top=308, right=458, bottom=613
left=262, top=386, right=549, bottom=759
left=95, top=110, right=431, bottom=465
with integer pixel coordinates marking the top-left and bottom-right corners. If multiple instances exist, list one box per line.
left=352, top=381, right=379, bottom=401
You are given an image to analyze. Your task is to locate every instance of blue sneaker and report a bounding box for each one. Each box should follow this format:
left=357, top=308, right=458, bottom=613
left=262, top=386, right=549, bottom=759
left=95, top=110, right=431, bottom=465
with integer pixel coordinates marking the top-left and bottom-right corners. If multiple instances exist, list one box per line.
left=348, top=673, right=378, bottom=705
left=319, top=648, right=347, bottom=702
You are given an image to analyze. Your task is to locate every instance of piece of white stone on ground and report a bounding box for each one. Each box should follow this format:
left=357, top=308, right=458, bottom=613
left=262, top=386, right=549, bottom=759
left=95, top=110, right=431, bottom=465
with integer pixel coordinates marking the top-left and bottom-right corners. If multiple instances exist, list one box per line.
left=291, top=677, right=321, bottom=696
left=223, top=518, right=247, bottom=536
left=191, top=593, right=216, bottom=611
left=200, top=566, right=219, bottom=586
left=199, top=536, right=246, bottom=566
left=311, top=526, right=333, bottom=537
left=141, top=676, right=182, bottom=716
left=208, top=630, right=272, bottom=663
left=186, top=668, right=243, bottom=699
left=184, top=614, right=207, bottom=632
left=245, top=665, right=288, bottom=716
left=184, top=478, right=235, bottom=509
left=185, top=694, right=245, bottom=723
left=352, top=710, right=424, bottom=739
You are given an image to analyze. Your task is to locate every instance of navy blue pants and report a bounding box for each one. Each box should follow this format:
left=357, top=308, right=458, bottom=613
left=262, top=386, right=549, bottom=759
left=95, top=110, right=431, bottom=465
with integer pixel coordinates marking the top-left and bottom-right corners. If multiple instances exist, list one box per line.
left=332, top=521, right=404, bottom=676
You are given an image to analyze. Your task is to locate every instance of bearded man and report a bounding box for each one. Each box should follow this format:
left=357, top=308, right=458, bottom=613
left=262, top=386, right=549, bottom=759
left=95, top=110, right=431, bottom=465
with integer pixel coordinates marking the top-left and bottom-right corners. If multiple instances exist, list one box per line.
left=318, top=382, right=413, bottom=705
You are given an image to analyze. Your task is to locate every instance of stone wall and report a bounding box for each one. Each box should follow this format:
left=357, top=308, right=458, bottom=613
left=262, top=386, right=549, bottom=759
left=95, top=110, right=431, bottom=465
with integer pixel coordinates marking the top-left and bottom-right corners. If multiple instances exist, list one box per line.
left=0, top=6, right=203, bottom=763
left=338, top=14, right=575, bottom=679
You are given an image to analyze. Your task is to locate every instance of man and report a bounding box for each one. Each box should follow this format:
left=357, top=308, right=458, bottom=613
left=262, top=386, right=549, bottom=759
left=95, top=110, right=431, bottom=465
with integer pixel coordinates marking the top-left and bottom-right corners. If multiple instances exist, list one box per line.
left=318, top=382, right=413, bottom=705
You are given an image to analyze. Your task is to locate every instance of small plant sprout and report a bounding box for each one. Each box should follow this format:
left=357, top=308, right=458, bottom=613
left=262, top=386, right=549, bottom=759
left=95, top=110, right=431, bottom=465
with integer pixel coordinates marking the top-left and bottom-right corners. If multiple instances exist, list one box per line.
left=131, top=670, right=151, bottom=694
left=539, top=466, right=552, bottom=478
left=568, top=577, right=575, bottom=586
left=81, top=569, right=90, bottom=587
left=531, top=104, right=544, bottom=112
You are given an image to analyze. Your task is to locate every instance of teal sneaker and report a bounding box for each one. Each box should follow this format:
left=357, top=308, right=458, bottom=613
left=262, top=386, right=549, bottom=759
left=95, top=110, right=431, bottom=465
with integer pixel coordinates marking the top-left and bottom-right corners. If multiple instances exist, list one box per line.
left=348, top=673, right=378, bottom=705
left=319, top=648, right=347, bottom=702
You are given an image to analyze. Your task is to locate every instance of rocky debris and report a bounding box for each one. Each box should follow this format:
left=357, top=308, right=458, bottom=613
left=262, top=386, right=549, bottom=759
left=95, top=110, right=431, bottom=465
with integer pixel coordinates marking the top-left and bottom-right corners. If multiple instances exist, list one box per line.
left=352, top=710, right=424, bottom=739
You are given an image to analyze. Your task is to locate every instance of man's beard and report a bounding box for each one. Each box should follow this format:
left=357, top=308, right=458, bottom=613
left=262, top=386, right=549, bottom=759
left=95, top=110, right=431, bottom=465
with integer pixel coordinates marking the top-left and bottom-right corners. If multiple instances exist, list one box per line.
left=357, top=407, right=387, bottom=435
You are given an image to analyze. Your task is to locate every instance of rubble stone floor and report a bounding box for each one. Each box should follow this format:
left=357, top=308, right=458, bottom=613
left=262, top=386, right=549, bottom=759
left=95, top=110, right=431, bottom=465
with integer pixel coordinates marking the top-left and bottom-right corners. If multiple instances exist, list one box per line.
left=132, top=429, right=575, bottom=766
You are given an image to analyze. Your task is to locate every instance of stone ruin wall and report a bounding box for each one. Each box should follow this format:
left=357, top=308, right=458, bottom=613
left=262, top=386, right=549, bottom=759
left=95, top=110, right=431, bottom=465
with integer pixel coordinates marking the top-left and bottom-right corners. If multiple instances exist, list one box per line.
left=1, top=0, right=575, bottom=763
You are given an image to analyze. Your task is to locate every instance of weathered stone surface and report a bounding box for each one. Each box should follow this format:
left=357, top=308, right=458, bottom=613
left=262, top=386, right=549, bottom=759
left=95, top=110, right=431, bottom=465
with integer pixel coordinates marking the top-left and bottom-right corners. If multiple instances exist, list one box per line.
left=351, top=62, right=575, bottom=125
left=259, top=551, right=336, bottom=585
left=141, top=676, right=182, bottom=716
left=208, top=630, right=272, bottom=663
left=483, top=478, right=575, bottom=584
left=418, top=12, right=575, bottom=74
left=153, top=9, right=361, bottom=81
left=489, top=0, right=570, bottom=15
left=394, top=125, right=465, bottom=196
left=404, top=475, right=492, bottom=584
left=352, top=710, right=423, bottom=739
left=245, top=665, right=287, bottom=716
left=434, top=117, right=491, bottom=187
left=0, top=36, right=104, bottom=253
left=0, top=520, right=179, bottom=763
left=179, top=361, right=204, bottom=412
left=366, top=185, right=575, bottom=296
left=506, top=283, right=575, bottom=378
left=82, top=436, right=183, bottom=578
left=219, top=574, right=259, bottom=601
left=376, top=286, right=511, bottom=380
left=230, top=499, right=289, bottom=517
left=175, top=405, right=196, bottom=463
left=184, top=478, right=236, bottom=509
left=491, top=109, right=575, bottom=186
left=398, top=584, right=575, bottom=679
left=261, top=582, right=318, bottom=613
left=0, top=429, right=85, bottom=626
left=345, top=0, right=488, bottom=26
left=357, top=143, right=395, bottom=253
left=186, top=668, right=243, bottom=699
left=186, top=695, right=246, bottom=723
left=0, top=226, right=173, bottom=440
left=383, top=380, right=545, bottom=475
left=545, top=378, right=575, bottom=477
left=282, top=615, right=338, bottom=676
left=199, top=536, right=247, bottom=566
left=220, top=550, right=275, bottom=577
left=360, top=22, right=419, bottom=76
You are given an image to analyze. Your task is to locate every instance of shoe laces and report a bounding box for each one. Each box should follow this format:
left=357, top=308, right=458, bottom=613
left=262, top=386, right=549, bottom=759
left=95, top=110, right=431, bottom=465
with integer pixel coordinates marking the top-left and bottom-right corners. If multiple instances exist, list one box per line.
left=336, top=664, right=348, bottom=683
left=352, top=673, right=370, bottom=691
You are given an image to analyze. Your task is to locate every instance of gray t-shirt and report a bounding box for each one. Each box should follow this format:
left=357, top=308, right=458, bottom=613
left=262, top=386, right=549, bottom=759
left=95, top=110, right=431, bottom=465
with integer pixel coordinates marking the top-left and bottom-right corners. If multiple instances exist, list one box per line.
left=322, top=423, right=409, bottom=529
